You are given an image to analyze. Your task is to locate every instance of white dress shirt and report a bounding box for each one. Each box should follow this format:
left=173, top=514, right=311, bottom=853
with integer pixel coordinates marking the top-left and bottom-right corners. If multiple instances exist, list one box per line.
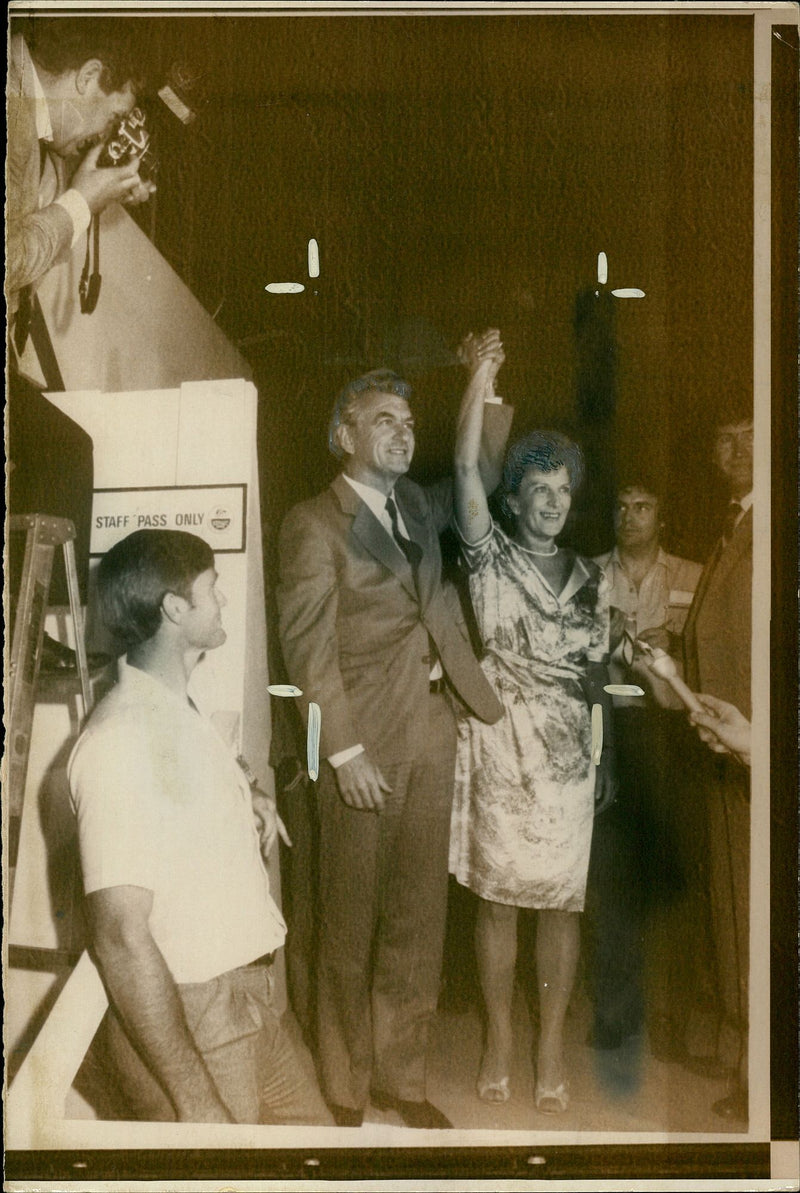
left=26, top=38, right=91, bottom=244
left=730, top=490, right=753, bottom=526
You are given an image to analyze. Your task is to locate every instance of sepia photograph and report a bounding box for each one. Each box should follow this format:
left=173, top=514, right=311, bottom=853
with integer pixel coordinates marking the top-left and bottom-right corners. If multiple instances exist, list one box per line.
left=4, top=1, right=798, bottom=1188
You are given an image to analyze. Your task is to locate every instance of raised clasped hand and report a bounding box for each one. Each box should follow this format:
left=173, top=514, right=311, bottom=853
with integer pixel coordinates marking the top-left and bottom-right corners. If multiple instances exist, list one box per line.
left=457, top=328, right=504, bottom=376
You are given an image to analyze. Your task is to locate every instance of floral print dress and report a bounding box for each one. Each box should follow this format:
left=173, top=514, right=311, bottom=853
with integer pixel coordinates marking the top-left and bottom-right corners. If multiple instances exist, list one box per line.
left=449, top=521, right=609, bottom=910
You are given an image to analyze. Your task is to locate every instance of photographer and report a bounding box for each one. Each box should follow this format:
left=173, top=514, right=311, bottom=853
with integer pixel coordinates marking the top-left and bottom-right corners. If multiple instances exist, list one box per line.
left=7, top=17, right=156, bottom=636
left=7, top=16, right=155, bottom=302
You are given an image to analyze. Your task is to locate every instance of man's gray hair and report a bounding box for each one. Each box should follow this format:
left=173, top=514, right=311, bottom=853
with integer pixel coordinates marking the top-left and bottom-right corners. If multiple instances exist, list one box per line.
left=328, top=369, right=412, bottom=458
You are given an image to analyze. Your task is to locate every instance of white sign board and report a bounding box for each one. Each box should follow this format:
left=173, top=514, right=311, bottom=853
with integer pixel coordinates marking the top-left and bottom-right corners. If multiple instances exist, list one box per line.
left=90, top=484, right=246, bottom=555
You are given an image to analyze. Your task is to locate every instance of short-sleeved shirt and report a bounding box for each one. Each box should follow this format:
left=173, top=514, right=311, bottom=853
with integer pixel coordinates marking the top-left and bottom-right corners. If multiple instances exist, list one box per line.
left=68, top=659, right=286, bottom=984
left=594, top=547, right=703, bottom=708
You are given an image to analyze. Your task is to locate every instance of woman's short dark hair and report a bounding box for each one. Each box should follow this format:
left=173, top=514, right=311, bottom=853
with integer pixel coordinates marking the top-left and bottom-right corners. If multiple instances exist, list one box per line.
left=328, top=369, right=412, bottom=458
left=500, top=430, right=585, bottom=519
left=21, top=17, right=147, bottom=94
left=97, top=529, right=214, bottom=648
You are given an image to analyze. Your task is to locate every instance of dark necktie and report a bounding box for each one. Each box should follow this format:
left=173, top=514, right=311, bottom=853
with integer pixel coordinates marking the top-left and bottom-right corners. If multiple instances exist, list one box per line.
left=722, top=501, right=743, bottom=545
left=386, top=496, right=422, bottom=570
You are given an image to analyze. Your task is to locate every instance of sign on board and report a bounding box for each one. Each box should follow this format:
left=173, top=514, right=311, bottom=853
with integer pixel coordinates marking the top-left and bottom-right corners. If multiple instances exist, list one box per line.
left=90, top=484, right=246, bottom=555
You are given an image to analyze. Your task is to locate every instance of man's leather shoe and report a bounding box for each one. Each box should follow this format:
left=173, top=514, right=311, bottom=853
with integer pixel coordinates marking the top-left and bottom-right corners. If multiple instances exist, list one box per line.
left=329, top=1104, right=363, bottom=1127
left=712, top=1089, right=748, bottom=1122
left=371, top=1090, right=452, bottom=1129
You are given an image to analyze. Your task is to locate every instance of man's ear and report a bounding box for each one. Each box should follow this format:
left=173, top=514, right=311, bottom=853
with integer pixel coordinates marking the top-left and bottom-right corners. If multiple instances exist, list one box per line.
left=75, top=59, right=105, bottom=95
left=161, top=591, right=188, bottom=627
left=336, top=423, right=355, bottom=458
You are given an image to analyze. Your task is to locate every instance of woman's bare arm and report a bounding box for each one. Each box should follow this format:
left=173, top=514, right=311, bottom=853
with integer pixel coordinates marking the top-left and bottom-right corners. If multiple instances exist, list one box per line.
left=454, top=330, right=504, bottom=544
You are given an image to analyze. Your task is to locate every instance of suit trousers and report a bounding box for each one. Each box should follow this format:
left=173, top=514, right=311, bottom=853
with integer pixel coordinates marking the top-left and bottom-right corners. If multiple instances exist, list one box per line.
left=705, top=756, right=750, bottom=1084
left=277, top=773, right=320, bottom=1049
left=316, top=690, right=458, bottom=1110
left=74, top=962, right=332, bottom=1124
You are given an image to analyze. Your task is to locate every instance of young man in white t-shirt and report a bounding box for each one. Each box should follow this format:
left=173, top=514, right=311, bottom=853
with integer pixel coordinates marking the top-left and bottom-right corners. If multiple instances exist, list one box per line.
left=70, top=528, right=330, bottom=1124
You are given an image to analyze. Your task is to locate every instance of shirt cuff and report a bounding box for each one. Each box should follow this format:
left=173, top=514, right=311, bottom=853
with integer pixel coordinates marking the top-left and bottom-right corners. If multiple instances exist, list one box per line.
left=484, top=394, right=504, bottom=404
left=328, top=743, right=365, bottom=768
left=54, top=188, right=92, bottom=247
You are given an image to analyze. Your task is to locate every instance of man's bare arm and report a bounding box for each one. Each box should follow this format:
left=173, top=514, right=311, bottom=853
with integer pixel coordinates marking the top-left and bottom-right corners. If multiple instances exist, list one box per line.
left=87, top=885, right=234, bottom=1123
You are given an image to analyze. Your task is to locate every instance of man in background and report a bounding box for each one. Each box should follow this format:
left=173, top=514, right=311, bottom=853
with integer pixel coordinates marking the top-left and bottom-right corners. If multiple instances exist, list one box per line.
left=682, top=407, right=753, bottom=1121
left=587, top=478, right=705, bottom=1075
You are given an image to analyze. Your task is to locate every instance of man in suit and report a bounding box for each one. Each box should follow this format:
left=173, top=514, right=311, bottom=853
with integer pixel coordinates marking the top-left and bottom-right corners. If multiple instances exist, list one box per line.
left=7, top=17, right=155, bottom=615
left=683, top=406, right=753, bottom=1122
left=277, top=363, right=511, bottom=1128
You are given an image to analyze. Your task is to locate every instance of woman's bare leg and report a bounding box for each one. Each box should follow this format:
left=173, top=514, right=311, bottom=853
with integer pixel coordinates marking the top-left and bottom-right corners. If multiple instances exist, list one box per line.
left=475, top=897, right=518, bottom=1091
left=536, top=909, right=581, bottom=1091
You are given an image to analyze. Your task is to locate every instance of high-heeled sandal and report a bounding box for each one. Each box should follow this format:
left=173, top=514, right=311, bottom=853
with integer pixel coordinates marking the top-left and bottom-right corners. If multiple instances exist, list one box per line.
left=534, top=1081, right=570, bottom=1114
left=477, top=1074, right=511, bottom=1104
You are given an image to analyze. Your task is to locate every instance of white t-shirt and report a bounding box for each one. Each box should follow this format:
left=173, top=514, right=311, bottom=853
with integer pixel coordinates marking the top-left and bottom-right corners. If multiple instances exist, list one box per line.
left=68, top=659, right=286, bottom=984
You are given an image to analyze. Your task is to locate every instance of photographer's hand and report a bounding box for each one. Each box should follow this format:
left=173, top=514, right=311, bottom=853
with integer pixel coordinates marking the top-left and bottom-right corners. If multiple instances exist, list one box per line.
left=71, top=144, right=156, bottom=214
left=122, top=173, right=157, bottom=206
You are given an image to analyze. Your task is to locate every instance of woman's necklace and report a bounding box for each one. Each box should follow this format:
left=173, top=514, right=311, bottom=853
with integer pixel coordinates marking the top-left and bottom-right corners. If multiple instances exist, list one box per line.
left=518, top=541, right=558, bottom=557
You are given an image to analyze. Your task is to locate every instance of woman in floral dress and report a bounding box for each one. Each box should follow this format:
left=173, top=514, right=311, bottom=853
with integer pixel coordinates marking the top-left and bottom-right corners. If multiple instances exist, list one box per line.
left=450, top=330, right=615, bottom=1114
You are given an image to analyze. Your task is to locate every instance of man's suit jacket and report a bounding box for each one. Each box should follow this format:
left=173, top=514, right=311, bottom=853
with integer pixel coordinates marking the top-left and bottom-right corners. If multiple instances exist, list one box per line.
left=6, top=33, right=72, bottom=314
left=683, top=506, right=752, bottom=720
left=277, top=471, right=504, bottom=768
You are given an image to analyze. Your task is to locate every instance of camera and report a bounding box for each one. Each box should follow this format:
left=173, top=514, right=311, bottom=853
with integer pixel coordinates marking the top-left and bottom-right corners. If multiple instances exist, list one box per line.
left=96, top=107, right=158, bottom=182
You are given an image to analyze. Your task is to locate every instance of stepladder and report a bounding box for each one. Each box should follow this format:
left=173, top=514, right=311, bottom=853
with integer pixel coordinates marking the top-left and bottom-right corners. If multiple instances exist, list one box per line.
left=5, top=514, right=95, bottom=916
